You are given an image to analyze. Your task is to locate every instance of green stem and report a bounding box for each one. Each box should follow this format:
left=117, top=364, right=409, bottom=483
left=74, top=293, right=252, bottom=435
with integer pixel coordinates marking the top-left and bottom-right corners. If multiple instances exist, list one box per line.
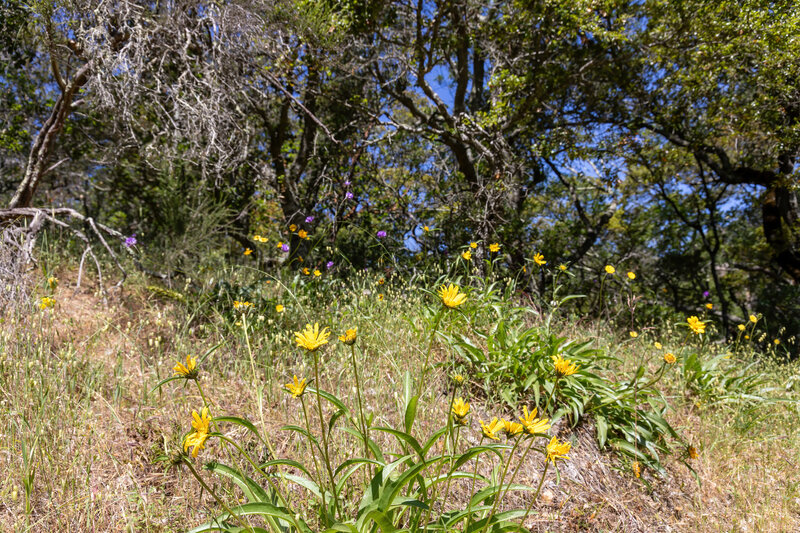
left=184, top=457, right=253, bottom=533
left=311, top=350, right=339, bottom=519
left=300, top=396, right=324, bottom=491
left=417, top=308, right=444, bottom=400
left=351, top=345, right=370, bottom=463
left=481, top=435, right=522, bottom=533
left=500, top=435, right=536, bottom=502
left=464, top=436, right=486, bottom=532
left=520, top=460, right=550, bottom=528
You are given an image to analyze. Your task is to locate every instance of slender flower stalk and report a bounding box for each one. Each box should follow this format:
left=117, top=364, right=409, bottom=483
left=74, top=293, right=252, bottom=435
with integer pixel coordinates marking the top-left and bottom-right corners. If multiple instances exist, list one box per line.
left=350, top=343, right=370, bottom=463
left=481, top=433, right=524, bottom=533
left=520, top=460, right=550, bottom=528
left=464, top=435, right=486, bottom=532
left=183, top=458, right=254, bottom=533
left=416, top=308, right=443, bottom=400
left=300, top=396, right=323, bottom=490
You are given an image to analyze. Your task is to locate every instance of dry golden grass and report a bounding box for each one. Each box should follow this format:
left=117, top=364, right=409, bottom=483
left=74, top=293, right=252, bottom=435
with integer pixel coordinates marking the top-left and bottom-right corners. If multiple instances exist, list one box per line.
left=1, top=272, right=798, bottom=532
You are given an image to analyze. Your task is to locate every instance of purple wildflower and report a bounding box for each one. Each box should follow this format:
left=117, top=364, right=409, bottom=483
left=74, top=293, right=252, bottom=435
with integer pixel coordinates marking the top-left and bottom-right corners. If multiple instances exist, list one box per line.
left=345, top=191, right=354, bottom=200
left=376, top=230, right=387, bottom=239
left=344, top=180, right=351, bottom=187
left=281, top=243, right=290, bottom=252
left=305, top=216, right=314, bottom=223
left=125, top=234, right=137, bottom=247
left=326, top=261, right=334, bottom=270
left=703, top=291, right=710, bottom=299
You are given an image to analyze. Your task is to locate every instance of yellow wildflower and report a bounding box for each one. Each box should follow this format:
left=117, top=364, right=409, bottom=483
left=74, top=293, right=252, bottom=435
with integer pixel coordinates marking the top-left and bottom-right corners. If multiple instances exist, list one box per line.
left=452, top=398, right=470, bottom=425
left=533, top=253, right=546, bottom=266
left=173, top=355, right=198, bottom=379
left=502, top=419, right=524, bottom=438
left=480, top=418, right=503, bottom=441
left=244, top=248, right=253, bottom=255
left=629, top=331, right=638, bottom=338
left=450, top=373, right=466, bottom=386
left=519, top=406, right=550, bottom=435
left=289, top=224, right=297, bottom=232
left=489, top=243, right=500, bottom=253
left=738, top=324, right=746, bottom=331
left=462, top=250, right=472, bottom=261
left=438, top=284, right=467, bottom=309
left=552, top=355, right=579, bottom=378
left=313, top=269, right=321, bottom=277
left=276, top=241, right=284, bottom=249
left=627, top=271, right=635, bottom=280
left=184, top=407, right=211, bottom=458
left=378, top=294, right=384, bottom=301
left=749, top=314, right=758, bottom=323
left=687, top=316, right=706, bottom=335
left=774, top=339, right=780, bottom=345
left=688, top=446, right=699, bottom=459
left=663, top=352, right=676, bottom=364
left=654, top=342, right=663, bottom=350
left=47, top=276, right=58, bottom=290
left=285, top=375, right=307, bottom=398
left=470, top=242, right=478, bottom=249
left=294, top=323, right=331, bottom=352
left=378, top=278, right=385, bottom=285
left=276, top=304, right=285, bottom=313
left=233, top=300, right=253, bottom=311
left=303, top=267, right=310, bottom=275
left=339, top=327, right=357, bottom=345
left=705, top=303, right=713, bottom=310
left=632, top=461, right=641, bottom=478
left=559, top=264, right=567, bottom=271
left=423, top=226, right=430, bottom=232
left=39, top=296, right=55, bottom=310
left=545, top=436, right=571, bottom=463
left=605, top=265, right=615, bottom=275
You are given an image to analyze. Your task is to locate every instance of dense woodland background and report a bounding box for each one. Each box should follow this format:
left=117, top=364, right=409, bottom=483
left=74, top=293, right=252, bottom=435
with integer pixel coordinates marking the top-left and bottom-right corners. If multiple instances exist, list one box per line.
left=2, top=0, right=799, bottom=349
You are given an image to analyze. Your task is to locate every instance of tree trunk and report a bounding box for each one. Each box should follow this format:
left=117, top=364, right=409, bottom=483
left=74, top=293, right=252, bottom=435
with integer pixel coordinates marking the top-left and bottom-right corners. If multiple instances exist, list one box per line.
left=9, top=63, right=91, bottom=209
